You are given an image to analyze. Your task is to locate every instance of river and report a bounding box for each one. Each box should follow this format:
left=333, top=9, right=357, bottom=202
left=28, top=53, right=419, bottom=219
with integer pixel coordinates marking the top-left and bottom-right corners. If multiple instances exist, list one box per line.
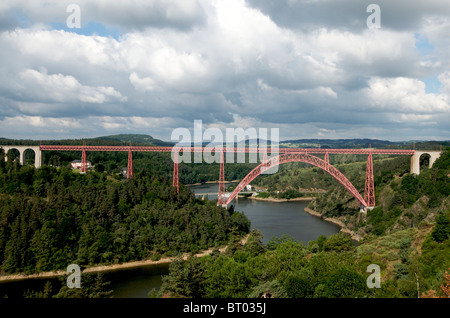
left=190, top=182, right=340, bottom=244
left=0, top=182, right=340, bottom=298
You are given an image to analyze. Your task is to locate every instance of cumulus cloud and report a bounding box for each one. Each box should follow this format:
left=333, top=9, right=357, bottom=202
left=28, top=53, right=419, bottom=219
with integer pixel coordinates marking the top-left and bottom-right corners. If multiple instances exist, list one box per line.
left=0, top=0, right=207, bottom=31
left=246, top=0, right=450, bottom=32
left=17, top=68, right=126, bottom=104
left=365, top=76, right=449, bottom=113
left=0, top=0, right=449, bottom=140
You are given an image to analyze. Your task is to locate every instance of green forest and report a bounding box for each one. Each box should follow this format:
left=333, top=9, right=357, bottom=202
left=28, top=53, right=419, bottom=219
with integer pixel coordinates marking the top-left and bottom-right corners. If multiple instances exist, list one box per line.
left=155, top=148, right=450, bottom=298
left=156, top=221, right=449, bottom=298
left=0, top=139, right=449, bottom=298
left=0, top=150, right=249, bottom=295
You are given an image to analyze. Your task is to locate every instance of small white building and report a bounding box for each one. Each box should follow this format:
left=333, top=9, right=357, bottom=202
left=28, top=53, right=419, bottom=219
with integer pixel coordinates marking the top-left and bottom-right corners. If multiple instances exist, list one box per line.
left=71, top=160, right=92, bottom=169
left=245, top=185, right=252, bottom=191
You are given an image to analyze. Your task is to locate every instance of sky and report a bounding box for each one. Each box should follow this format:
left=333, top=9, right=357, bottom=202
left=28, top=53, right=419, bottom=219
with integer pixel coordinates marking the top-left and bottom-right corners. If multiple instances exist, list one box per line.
left=0, top=0, right=449, bottom=142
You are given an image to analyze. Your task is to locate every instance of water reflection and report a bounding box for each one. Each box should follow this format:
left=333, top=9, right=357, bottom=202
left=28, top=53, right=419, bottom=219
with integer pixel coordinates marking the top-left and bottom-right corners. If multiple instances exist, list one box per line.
left=105, top=263, right=169, bottom=298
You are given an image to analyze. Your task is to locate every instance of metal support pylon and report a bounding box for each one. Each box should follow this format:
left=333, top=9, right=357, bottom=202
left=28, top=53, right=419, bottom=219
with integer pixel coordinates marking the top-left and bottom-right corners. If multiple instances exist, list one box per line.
left=127, top=144, right=133, bottom=179
left=218, top=149, right=225, bottom=205
left=81, top=141, right=87, bottom=173
left=364, top=152, right=375, bottom=207
left=173, top=150, right=179, bottom=193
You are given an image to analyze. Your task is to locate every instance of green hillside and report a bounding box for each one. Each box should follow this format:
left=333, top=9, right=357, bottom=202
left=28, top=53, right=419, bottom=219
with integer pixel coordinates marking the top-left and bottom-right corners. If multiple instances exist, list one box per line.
left=155, top=148, right=450, bottom=299
left=97, top=134, right=174, bottom=146
left=306, top=148, right=450, bottom=238
left=280, top=139, right=449, bottom=150
left=0, top=134, right=173, bottom=147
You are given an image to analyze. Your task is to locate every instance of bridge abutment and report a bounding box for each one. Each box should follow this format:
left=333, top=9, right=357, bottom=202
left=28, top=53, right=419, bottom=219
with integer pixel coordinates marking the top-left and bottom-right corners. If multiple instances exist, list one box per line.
left=410, top=151, right=442, bottom=175
left=361, top=206, right=375, bottom=213
left=0, top=145, right=42, bottom=169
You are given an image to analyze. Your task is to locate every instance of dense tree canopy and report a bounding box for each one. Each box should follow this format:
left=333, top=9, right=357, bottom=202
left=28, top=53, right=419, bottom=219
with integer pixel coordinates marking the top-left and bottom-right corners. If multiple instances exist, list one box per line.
left=0, top=159, right=250, bottom=275
left=156, top=232, right=369, bottom=298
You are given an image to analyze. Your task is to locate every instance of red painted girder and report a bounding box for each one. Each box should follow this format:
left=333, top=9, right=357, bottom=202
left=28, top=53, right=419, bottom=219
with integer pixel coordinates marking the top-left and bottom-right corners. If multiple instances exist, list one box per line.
left=173, top=147, right=414, bottom=155
left=40, top=145, right=415, bottom=155
left=218, top=150, right=226, bottom=205
left=39, top=145, right=174, bottom=152
left=225, top=152, right=367, bottom=207
left=127, top=149, right=133, bottom=179
left=364, top=153, right=375, bottom=207
left=173, top=151, right=179, bottom=193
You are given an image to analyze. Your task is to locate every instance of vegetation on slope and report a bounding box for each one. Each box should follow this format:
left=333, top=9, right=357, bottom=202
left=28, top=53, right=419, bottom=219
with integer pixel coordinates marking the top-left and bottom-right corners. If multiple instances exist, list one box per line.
left=156, top=148, right=449, bottom=298
left=1, top=137, right=448, bottom=298
left=0, top=153, right=250, bottom=276
left=156, top=231, right=371, bottom=298
left=156, top=210, right=449, bottom=298
left=306, top=148, right=450, bottom=239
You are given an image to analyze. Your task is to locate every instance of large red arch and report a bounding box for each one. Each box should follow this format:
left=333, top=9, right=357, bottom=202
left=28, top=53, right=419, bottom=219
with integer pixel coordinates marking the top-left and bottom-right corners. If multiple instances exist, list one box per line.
left=225, top=152, right=367, bottom=207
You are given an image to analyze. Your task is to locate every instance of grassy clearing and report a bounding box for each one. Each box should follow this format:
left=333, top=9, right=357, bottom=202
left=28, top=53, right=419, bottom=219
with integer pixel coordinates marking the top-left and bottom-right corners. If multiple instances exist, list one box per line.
left=356, top=227, right=430, bottom=281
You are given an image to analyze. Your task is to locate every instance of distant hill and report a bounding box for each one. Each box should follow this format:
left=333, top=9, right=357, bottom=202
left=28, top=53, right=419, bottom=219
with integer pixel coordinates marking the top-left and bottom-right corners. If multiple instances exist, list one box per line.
left=280, top=138, right=403, bottom=149
left=0, top=135, right=447, bottom=150
left=97, top=134, right=174, bottom=146
left=0, top=134, right=174, bottom=147
left=280, top=139, right=449, bottom=150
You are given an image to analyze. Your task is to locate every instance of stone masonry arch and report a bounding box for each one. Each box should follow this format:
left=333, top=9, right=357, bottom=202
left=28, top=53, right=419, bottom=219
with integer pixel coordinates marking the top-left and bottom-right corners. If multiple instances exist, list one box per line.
left=410, top=151, right=442, bottom=175
left=0, top=145, right=42, bottom=168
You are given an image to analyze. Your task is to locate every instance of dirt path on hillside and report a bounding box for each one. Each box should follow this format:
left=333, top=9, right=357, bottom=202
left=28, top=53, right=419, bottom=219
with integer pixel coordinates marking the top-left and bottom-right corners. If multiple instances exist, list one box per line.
left=0, top=234, right=250, bottom=283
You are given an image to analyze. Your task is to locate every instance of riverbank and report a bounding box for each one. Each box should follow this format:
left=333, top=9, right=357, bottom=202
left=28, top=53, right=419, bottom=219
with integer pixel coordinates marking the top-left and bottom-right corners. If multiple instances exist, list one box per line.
left=304, top=207, right=362, bottom=242
left=0, top=234, right=250, bottom=283
left=186, top=180, right=240, bottom=186
left=247, top=196, right=316, bottom=203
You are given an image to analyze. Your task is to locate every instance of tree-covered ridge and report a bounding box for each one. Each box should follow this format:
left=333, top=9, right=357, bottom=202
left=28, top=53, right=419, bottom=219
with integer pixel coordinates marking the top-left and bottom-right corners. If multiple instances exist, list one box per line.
left=149, top=148, right=450, bottom=299
left=0, top=134, right=172, bottom=146
left=97, top=134, right=174, bottom=146
left=306, top=148, right=450, bottom=238
left=157, top=212, right=450, bottom=299
left=253, top=148, right=449, bottom=238
left=280, top=139, right=449, bottom=150
left=156, top=231, right=370, bottom=298
left=0, top=158, right=250, bottom=275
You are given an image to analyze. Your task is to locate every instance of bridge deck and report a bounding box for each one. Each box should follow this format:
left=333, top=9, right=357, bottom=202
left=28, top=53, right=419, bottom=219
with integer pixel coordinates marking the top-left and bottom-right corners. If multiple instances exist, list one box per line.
left=39, top=145, right=415, bottom=155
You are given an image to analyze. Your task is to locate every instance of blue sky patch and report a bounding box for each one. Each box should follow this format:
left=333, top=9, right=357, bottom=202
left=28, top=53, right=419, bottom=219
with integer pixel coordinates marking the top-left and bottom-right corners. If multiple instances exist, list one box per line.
left=415, top=33, right=440, bottom=94
left=421, top=75, right=442, bottom=94
left=50, top=21, right=121, bottom=40
left=414, top=33, right=434, bottom=56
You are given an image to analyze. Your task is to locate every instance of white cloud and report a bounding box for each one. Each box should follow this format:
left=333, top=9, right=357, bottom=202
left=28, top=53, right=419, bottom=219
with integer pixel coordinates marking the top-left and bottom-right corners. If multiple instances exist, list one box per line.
left=0, top=115, right=82, bottom=136
left=17, top=68, right=126, bottom=104
left=0, top=0, right=207, bottom=31
left=129, top=72, right=157, bottom=91
left=438, top=71, right=450, bottom=94
left=365, top=76, right=449, bottom=113
left=399, top=114, right=434, bottom=122
left=0, top=0, right=449, bottom=140
left=2, top=27, right=123, bottom=69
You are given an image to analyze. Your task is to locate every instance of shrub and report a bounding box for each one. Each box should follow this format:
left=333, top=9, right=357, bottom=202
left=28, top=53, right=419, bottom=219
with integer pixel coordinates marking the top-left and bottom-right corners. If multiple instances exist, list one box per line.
left=319, top=267, right=367, bottom=298
left=432, top=213, right=450, bottom=243
left=323, top=233, right=354, bottom=252
left=284, top=271, right=315, bottom=298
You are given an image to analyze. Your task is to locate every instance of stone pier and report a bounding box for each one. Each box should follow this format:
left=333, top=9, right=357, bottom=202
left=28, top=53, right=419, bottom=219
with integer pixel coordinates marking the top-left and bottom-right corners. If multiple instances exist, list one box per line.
left=410, top=151, right=442, bottom=175
left=0, top=145, right=42, bottom=168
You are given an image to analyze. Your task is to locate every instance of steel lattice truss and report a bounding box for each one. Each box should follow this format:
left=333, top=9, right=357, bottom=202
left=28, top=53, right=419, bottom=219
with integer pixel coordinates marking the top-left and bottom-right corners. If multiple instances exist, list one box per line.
left=225, top=152, right=367, bottom=207
left=39, top=144, right=416, bottom=208
left=39, top=145, right=415, bottom=156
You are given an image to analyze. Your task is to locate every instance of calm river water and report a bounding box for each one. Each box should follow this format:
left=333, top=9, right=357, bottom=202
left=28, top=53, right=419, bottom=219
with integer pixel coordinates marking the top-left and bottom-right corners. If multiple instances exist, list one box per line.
left=0, top=182, right=340, bottom=298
